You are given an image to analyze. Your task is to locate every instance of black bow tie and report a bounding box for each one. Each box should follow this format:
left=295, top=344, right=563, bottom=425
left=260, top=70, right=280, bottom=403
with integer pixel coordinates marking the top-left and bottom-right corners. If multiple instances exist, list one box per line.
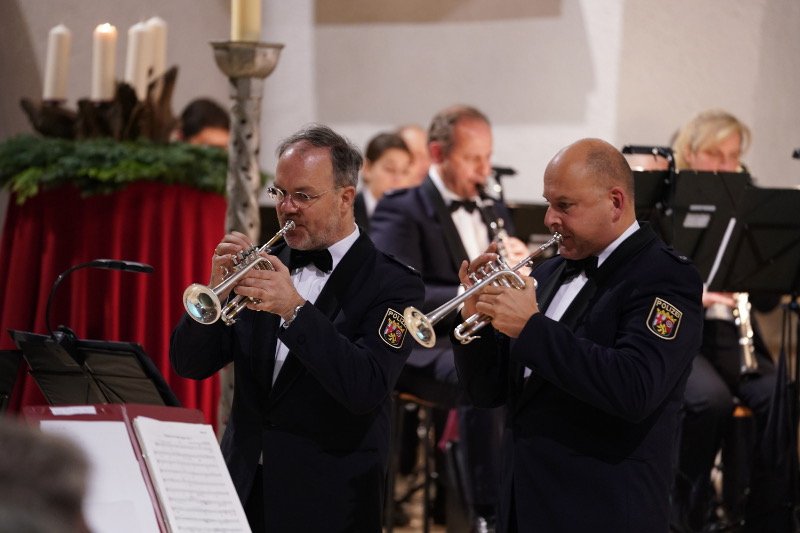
left=449, top=199, right=478, bottom=213
left=562, top=256, right=598, bottom=280
left=289, top=248, right=333, bottom=273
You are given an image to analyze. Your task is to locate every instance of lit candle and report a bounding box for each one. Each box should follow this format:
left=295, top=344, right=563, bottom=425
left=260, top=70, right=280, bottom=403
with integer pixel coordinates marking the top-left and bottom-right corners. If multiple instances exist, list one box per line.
left=43, top=24, right=72, bottom=101
left=91, top=23, right=117, bottom=101
left=124, top=22, right=153, bottom=100
left=231, top=0, right=261, bottom=41
left=146, top=16, right=167, bottom=80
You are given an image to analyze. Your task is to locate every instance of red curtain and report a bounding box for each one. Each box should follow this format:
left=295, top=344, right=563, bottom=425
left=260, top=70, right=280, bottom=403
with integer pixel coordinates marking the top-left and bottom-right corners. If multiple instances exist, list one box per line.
left=0, top=182, right=227, bottom=427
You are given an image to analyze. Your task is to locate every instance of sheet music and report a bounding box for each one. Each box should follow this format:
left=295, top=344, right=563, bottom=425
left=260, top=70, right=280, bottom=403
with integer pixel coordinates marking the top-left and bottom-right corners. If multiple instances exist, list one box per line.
left=132, top=416, right=250, bottom=533
left=39, top=419, right=160, bottom=533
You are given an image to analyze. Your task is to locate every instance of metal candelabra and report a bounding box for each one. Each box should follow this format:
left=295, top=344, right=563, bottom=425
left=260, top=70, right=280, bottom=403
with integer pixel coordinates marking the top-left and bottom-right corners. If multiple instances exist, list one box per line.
left=211, top=41, right=283, bottom=243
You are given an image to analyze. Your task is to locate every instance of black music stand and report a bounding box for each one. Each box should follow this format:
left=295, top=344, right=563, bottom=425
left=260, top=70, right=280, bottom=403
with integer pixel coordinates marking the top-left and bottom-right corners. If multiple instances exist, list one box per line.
left=633, top=169, right=673, bottom=242
left=666, top=171, right=753, bottom=281
left=705, top=186, right=800, bottom=294
left=0, top=350, right=22, bottom=412
left=687, top=186, right=800, bottom=525
left=9, top=330, right=179, bottom=407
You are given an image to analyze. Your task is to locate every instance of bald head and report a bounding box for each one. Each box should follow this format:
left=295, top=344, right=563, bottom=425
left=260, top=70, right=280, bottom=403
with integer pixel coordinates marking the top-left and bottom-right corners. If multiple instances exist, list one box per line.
left=543, top=138, right=636, bottom=259
left=548, top=138, right=634, bottom=199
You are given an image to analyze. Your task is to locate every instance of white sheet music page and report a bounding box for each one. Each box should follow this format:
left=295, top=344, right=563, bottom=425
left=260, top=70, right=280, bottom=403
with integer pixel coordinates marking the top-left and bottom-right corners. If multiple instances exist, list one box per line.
left=132, top=416, right=250, bottom=533
left=39, top=419, right=160, bottom=533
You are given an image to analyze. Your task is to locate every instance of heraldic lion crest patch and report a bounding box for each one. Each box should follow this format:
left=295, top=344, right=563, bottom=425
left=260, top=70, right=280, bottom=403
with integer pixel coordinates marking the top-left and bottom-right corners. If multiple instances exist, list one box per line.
left=646, top=297, right=682, bottom=340
left=379, top=308, right=407, bottom=348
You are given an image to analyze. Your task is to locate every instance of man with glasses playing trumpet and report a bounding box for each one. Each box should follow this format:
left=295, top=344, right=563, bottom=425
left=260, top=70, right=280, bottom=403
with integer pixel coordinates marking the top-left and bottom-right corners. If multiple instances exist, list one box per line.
left=170, top=124, right=423, bottom=533
left=452, top=138, right=703, bottom=533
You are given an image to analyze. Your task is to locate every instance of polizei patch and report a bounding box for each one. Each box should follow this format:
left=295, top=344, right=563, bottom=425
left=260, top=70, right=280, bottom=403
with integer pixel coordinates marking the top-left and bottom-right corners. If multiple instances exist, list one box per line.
left=646, top=297, right=682, bottom=340
left=379, top=308, right=407, bottom=349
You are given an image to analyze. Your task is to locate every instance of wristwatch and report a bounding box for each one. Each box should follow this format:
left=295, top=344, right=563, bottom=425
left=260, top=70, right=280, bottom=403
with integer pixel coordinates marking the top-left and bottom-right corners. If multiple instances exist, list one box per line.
left=282, top=304, right=304, bottom=329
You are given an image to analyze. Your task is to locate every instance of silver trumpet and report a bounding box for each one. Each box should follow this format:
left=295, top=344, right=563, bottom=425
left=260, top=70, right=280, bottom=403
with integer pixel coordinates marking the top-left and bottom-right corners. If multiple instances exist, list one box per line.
left=183, top=220, right=295, bottom=325
left=404, top=233, right=562, bottom=348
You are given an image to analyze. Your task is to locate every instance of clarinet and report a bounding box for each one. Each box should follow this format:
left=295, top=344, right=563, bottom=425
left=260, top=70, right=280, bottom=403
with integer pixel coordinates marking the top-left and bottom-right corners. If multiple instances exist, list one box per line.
left=732, top=292, right=759, bottom=376
left=478, top=186, right=510, bottom=263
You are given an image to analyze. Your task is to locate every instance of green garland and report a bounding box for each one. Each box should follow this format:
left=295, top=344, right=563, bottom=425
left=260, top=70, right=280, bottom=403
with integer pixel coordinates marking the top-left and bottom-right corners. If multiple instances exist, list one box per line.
left=0, top=135, right=238, bottom=204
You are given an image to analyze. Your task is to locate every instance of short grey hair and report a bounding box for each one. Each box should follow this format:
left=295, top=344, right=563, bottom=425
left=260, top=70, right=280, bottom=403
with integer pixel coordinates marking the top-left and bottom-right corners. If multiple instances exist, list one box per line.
left=277, top=123, right=363, bottom=188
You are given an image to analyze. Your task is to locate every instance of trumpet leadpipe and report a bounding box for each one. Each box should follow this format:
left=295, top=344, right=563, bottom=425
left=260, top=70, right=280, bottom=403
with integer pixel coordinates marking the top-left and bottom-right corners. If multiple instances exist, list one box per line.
left=404, top=232, right=561, bottom=348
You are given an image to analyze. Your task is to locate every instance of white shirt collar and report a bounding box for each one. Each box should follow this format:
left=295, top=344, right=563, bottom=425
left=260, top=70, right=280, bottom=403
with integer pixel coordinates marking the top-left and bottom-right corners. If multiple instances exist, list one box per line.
left=595, top=220, right=640, bottom=267
left=429, top=166, right=480, bottom=204
left=327, top=224, right=360, bottom=271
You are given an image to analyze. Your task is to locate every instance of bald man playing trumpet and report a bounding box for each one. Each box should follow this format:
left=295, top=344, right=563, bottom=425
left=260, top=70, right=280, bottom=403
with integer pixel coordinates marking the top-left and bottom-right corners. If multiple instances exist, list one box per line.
left=453, top=138, right=703, bottom=533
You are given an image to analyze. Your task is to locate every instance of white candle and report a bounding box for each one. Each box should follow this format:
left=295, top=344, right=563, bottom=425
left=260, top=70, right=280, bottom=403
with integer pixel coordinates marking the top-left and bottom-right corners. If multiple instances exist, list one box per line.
left=146, top=16, right=167, bottom=80
left=231, top=0, right=261, bottom=41
left=124, top=22, right=153, bottom=100
left=91, top=23, right=117, bottom=102
left=43, top=24, right=72, bottom=101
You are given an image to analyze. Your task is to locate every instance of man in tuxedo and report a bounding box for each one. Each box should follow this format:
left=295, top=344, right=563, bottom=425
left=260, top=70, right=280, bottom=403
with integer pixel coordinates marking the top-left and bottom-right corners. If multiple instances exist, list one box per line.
left=370, top=105, right=527, bottom=528
left=171, top=124, right=424, bottom=532
left=453, top=138, right=703, bottom=532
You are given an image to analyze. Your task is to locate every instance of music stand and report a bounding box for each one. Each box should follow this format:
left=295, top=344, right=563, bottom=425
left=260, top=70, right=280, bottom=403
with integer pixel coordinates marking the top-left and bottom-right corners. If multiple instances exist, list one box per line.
left=633, top=170, right=673, bottom=242
left=705, top=186, right=800, bottom=294
left=0, top=350, right=22, bottom=412
left=667, top=171, right=752, bottom=282
left=9, top=330, right=179, bottom=407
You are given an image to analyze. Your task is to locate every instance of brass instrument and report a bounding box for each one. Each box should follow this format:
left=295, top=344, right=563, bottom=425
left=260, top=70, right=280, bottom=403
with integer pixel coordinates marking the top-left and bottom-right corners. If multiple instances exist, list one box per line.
left=183, top=220, right=295, bottom=325
left=404, top=233, right=562, bottom=347
left=732, top=292, right=759, bottom=375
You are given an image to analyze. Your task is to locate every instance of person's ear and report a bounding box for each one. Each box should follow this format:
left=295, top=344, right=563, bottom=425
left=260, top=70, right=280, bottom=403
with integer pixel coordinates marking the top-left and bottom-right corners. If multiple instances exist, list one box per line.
left=429, top=141, right=445, bottom=164
left=340, top=185, right=356, bottom=208
left=609, top=186, right=625, bottom=221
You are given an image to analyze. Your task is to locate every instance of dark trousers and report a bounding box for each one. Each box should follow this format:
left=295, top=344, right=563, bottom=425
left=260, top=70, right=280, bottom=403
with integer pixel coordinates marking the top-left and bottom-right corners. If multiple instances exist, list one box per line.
left=673, top=324, right=777, bottom=531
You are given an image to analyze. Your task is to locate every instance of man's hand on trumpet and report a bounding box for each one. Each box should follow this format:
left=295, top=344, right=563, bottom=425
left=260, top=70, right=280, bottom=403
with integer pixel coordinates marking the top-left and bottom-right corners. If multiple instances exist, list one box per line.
left=233, top=253, right=306, bottom=322
left=457, top=245, right=499, bottom=318
left=475, top=278, right=539, bottom=338
left=458, top=244, right=540, bottom=339
left=210, top=231, right=252, bottom=300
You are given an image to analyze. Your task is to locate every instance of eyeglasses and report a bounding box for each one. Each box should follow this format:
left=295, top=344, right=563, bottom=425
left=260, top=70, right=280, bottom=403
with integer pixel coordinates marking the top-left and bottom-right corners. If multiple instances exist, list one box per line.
left=266, top=186, right=338, bottom=207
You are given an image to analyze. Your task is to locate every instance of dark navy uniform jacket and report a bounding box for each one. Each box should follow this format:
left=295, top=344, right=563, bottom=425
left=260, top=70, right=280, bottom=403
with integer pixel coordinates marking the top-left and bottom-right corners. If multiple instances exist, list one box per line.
left=453, top=223, right=703, bottom=533
left=171, top=232, right=423, bottom=532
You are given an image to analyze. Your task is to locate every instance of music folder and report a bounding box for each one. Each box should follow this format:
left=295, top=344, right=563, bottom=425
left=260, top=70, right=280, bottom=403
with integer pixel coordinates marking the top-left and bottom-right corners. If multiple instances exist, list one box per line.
left=24, top=403, right=251, bottom=533
left=9, top=329, right=179, bottom=407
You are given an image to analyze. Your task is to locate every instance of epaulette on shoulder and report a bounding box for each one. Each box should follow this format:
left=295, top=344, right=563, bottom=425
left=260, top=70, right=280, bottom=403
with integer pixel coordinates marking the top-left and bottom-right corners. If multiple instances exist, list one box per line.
left=382, top=252, right=420, bottom=276
left=662, top=246, right=692, bottom=264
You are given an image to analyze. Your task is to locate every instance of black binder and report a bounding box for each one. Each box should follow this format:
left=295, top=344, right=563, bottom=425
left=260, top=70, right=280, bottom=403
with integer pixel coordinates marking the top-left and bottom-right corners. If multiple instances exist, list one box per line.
left=9, top=330, right=179, bottom=407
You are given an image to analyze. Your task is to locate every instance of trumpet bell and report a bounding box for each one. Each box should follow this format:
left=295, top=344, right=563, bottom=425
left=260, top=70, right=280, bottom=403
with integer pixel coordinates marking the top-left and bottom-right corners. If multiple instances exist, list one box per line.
left=183, top=283, right=222, bottom=324
left=404, top=307, right=436, bottom=348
